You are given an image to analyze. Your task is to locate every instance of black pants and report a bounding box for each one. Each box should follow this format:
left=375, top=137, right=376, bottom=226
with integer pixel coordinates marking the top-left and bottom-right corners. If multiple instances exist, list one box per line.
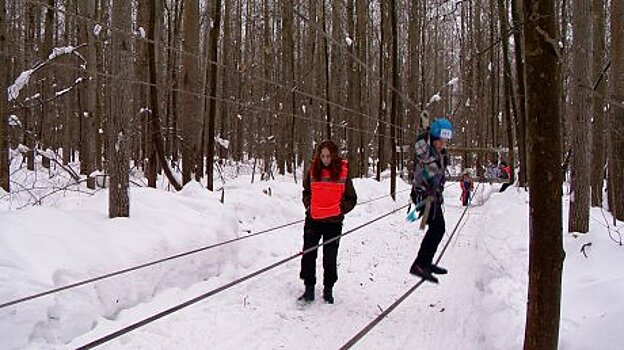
left=299, top=218, right=342, bottom=287
left=412, top=204, right=446, bottom=269
left=499, top=182, right=511, bottom=192
left=461, top=191, right=471, bottom=206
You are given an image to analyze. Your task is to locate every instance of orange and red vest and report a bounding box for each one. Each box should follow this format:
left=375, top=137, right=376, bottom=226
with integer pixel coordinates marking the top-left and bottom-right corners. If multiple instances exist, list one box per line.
left=310, top=160, right=348, bottom=219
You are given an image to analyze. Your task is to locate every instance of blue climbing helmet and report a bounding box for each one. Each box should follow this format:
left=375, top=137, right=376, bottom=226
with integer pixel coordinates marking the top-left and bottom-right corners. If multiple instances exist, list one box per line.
left=430, top=118, right=453, bottom=140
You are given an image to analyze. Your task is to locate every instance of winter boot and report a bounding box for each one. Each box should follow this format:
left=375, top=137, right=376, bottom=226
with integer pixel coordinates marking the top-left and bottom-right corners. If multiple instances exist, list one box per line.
left=323, top=286, right=334, bottom=304
left=298, top=285, right=315, bottom=302
left=429, top=264, right=448, bottom=275
left=409, top=264, right=439, bottom=283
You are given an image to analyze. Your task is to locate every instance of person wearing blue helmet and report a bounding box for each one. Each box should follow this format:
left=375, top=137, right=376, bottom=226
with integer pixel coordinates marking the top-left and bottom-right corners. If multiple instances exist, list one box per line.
left=408, top=117, right=453, bottom=283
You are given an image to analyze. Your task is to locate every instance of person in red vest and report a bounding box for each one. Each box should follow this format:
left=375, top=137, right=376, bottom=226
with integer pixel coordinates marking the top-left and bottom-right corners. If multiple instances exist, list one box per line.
left=299, top=140, right=357, bottom=304
left=498, top=161, right=512, bottom=192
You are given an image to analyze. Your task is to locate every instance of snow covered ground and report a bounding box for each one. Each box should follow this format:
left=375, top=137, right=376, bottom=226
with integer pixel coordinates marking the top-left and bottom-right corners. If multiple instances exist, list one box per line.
left=1, top=159, right=622, bottom=349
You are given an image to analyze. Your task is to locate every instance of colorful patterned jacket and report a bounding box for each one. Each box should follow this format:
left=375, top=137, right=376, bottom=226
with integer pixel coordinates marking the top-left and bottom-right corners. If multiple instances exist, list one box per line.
left=410, top=132, right=449, bottom=206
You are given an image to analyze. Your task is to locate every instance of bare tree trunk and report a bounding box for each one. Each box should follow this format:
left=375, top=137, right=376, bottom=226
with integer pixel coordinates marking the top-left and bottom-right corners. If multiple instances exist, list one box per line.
left=522, top=0, right=564, bottom=348
left=498, top=0, right=516, bottom=187
left=346, top=0, right=357, bottom=175
left=108, top=0, right=133, bottom=218
left=389, top=0, right=397, bottom=199
left=356, top=0, right=368, bottom=177
left=0, top=0, right=7, bottom=192
left=40, top=0, right=55, bottom=170
left=558, top=0, right=570, bottom=169
left=408, top=0, right=421, bottom=134
left=136, top=0, right=155, bottom=187
left=568, top=0, right=592, bottom=233
left=23, top=3, right=36, bottom=171
left=148, top=0, right=181, bottom=191
left=376, top=0, right=387, bottom=182
left=205, top=0, right=222, bottom=190
left=166, top=1, right=183, bottom=165
left=180, top=0, right=200, bottom=185
left=321, top=0, right=332, bottom=140
left=590, top=0, right=606, bottom=207
left=609, top=0, right=624, bottom=220
left=330, top=0, right=345, bottom=148
left=220, top=0, right=231, bottom=161
left=233, top=0, right=243, bottom=162
left=78, top=0, right=98, bottom=189
left=511, top=0, right=528, bottom=187
left=281, top=0, right=296, bottom=176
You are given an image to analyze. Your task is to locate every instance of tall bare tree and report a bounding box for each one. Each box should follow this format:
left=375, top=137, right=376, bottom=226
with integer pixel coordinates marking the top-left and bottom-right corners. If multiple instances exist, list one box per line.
left=389, top=0, right=398, bottom=198
left=609, top=0, right=624, bottom=220
left=376, top=0, right=388, bottom=182
left=321, top=0, right=332, bottom=140
left=346, top=0, right=357, bottom=175
left=512, top=0, right=528, bottom=187
left=148, top=0, right=182, bottom=191
left=568, top=0, right=592, bottom=233
left=355, top=0, right=368, bottom=177
left=181, top=0, right=200, bottom=185
left=77, top=0, right=98, bottom=190
left=205, top=0, right=222, bottom=190
left=135, top=0, right=156, bottom=188
left=108, top=0, right=134, bottom=218
left=40, top=0, right=55, bottom=170
left=0, top=0, right=7, bottom=192
left=522, top=0, right=564, bottom=348
left=280, top=0, right=296, bottom=177
left=498, top=0, right=516, bottom=187
left=590, top=0, right=607, bottom=207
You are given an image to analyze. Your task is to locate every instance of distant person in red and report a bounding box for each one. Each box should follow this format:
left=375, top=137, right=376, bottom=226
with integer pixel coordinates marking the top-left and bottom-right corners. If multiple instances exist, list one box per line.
left=499, top=161, right=512, bottom=192
left=299, top=140, right=357, bottom=304
left=460, top=170, right=474, bottom=206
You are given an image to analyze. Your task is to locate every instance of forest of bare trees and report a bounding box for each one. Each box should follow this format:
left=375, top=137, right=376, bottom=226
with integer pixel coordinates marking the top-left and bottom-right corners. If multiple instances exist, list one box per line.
left=0, top=1, right=622, bottom=348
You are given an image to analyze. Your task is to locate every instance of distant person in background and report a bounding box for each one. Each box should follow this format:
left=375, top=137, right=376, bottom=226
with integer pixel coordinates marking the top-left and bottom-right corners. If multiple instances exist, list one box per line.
left=485, top=159, right=499, bottom=180
left=460, top=170, right=474, bottom=206
left=498, top=161, right=512, bottom=192
left=299, top=140, right=357, bottom=304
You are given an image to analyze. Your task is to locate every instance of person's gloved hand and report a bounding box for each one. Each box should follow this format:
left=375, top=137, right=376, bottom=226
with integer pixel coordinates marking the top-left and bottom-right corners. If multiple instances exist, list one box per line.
left=406, top=198, right=427, bottom=222
left=406, top=206, right=419, bottom=222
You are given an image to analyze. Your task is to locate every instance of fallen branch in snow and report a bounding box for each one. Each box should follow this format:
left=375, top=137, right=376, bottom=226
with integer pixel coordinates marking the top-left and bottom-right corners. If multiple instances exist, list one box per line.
left=34, top=148, right=80, bottom=182
left=8, top=180, right=40, bottom=205
left=33, top=180, right=103, bottom=208
left=599, top=207, right=623, bottom=246
left=580, top=242, right=592, bottom=258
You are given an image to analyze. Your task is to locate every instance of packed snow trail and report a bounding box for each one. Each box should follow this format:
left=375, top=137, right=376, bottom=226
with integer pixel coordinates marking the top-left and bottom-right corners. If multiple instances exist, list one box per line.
left=3, top=174, right=622, bottom=350
left=71, top=181, right=507, bottom=350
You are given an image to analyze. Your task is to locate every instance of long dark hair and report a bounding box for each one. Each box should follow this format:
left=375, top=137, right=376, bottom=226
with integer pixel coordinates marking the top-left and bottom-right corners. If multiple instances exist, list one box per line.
left=310, top=140, right=342, bottom=180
